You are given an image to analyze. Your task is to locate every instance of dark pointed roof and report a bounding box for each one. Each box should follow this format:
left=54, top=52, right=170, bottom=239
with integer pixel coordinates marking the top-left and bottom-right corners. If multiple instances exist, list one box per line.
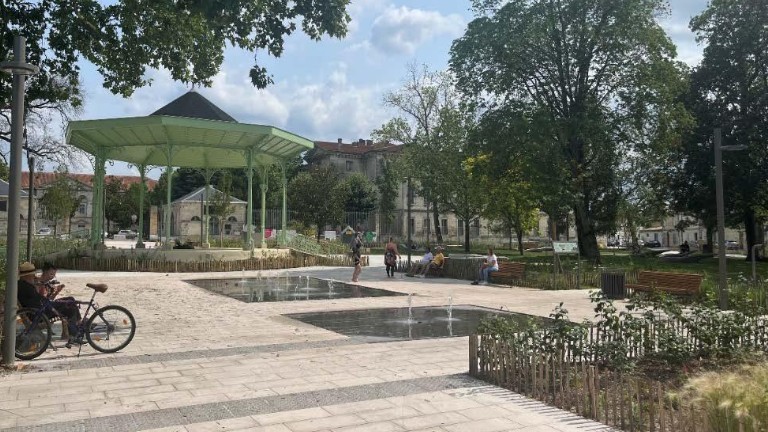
left=151, top=91, right=237, bottom=122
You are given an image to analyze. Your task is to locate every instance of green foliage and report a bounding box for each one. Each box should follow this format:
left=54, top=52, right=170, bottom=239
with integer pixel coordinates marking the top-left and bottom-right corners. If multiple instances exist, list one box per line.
left=340, top=172, right=378, bottom=213
left=450, top=0, right=688, bottom=262
left=1, top=0, right=350, bottom=104
left=38, top=170, right=80, bottom=235
left=104, top=178, right=146, bottom=230
left=208, top=173, right=235, bottom=246
left=374, top=158, right=399, bottom=221
left=0, top=161, right=8, bottom=181
left=288, top=165, right=345, bottom=239
left=679, top=363, right=768, bottom=432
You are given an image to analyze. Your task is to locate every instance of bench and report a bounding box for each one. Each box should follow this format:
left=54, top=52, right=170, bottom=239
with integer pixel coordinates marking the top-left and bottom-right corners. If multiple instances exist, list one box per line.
left=488, top=262, right=526, bottom=285
left=626, top=271, right=703, bottom=296
left=425, top=257, right=448, bottom=277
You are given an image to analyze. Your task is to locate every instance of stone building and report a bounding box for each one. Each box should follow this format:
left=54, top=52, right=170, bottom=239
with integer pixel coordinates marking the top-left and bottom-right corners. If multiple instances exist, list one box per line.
left=20, top=172, right=157, bottom=236
left=149, top=186, right=247, bottom=243
left=0, top=179, right=31, bottom=236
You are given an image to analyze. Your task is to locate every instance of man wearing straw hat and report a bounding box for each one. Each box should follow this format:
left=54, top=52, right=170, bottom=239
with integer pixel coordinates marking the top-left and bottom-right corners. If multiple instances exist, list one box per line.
left=17, top=262, right=81, bottom=343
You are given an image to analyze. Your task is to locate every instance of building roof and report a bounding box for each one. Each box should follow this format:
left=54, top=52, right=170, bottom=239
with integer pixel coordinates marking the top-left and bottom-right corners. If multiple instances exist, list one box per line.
left=312, top=139, right=401, bottom=156
left=20, top=172, right=158, bottom=191
left=151, top=90, right=237, bottom=122
left=173, top=186, right=246, bottom=204
left=0, top=179, right=28, bottom=197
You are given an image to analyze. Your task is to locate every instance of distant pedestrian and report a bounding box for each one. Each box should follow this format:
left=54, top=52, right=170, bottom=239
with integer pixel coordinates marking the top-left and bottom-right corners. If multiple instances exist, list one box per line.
left=351, top=232, right=363, bottom=282
left=384, top=237, right=400, bottom=278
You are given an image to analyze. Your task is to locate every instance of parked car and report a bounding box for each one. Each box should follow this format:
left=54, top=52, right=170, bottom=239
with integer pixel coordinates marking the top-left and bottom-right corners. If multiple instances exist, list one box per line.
left=644, top=240, right=662, bottom=248
left=36, top=227, right=52, bottom=236
left=725, top=240, right=740, bottom=250
left=116, top=229, right=137, bottom=239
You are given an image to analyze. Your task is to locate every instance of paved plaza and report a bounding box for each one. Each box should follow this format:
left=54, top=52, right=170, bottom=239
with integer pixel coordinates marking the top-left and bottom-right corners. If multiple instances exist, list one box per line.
left=0, top=262, right=613, bottom=431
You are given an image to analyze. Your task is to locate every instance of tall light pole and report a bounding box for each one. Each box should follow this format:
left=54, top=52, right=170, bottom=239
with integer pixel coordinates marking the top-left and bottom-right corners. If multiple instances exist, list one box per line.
left=1, top=36, right=39, bottom=366
left=714, top=128, right=747, bottom=310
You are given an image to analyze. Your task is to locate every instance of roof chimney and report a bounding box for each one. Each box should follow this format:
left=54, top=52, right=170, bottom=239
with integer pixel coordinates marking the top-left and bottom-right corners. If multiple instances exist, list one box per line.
left=337, top=138, right=342, bottom=144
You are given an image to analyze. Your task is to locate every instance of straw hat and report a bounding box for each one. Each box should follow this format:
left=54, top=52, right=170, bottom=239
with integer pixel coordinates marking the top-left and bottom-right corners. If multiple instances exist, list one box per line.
left=18, top=262, right=36, bottom=277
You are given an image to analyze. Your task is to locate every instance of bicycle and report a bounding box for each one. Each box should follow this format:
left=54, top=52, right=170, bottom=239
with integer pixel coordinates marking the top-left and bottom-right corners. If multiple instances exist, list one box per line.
left=14, top=282, right=136, bottom=360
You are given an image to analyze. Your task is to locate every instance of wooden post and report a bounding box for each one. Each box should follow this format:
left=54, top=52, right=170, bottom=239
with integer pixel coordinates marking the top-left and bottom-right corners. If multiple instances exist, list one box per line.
left=469, top=334, right=478, bottom=376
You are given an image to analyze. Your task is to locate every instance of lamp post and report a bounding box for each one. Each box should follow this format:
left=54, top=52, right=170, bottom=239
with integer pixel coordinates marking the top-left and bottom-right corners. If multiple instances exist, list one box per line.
left=714, top=128, right=747, bottom=310
left=1, top=36, right=39, bottom=366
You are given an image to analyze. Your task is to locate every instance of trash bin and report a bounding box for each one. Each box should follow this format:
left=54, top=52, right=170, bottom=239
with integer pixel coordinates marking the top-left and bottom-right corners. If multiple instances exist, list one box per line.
left=601, top=269, right=626, bottom=299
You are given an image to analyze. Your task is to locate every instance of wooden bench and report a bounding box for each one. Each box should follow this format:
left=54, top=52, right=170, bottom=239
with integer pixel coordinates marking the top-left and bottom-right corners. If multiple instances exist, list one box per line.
left=626, top=271, right=703, bottom=296
left=425, top=257, right=448, bottom=277
left=489, top=262, right=526, bottom=285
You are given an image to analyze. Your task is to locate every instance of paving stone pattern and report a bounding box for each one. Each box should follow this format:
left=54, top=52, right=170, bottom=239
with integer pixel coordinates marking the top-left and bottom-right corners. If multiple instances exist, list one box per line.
left=0, top=266, right=615, bottom=431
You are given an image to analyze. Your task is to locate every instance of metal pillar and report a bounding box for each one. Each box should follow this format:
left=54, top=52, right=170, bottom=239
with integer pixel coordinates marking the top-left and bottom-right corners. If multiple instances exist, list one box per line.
left=202, top=169, right=215, bottom=248
left=260, top=176, right=268, bottom=249
left=714, top=128, right=747, bottom=310
left=280, top=161, right=288, bottom=247
left=26, top=154, right=34, bottom=261
left=245, top=151, right=254, bottom=250
left=164, top=163, right=173, bottom=249
left=406, top=177, right=412, bottom=266
left=91, top=152, right=106, bottom=249
left=1, top=35, right=39, bottom=367
left=136, top=164, right=146, bottom=248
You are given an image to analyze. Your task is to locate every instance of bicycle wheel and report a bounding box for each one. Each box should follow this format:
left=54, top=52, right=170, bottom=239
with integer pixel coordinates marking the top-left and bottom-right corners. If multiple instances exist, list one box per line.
left=85, top=305, right=136, bottom=353
left=15, top=308, right=52, bottom=360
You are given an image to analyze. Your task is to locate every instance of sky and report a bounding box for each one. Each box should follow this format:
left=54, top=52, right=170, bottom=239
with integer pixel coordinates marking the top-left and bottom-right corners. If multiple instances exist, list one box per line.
left=65, top=0, right=710, bottom=178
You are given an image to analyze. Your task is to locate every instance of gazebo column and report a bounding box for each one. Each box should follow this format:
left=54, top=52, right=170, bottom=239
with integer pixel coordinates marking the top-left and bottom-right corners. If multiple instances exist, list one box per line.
left=280, top=160, right=288, bottom=247
left=136, top=164, right=147, bottom=249
left=260, top=167, right=268, bottom=249
left=244, top=150, right=254, bottom=250
left=202, top=169, right=215, bottom=248
left=164, top=147, right=174, bottom=250
left=91, top=150, right=106, bottom=249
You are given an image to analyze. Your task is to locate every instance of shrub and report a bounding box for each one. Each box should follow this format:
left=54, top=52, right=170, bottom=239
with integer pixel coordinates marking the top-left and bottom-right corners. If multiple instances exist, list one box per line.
left=678, top=363, right=768, bottom=431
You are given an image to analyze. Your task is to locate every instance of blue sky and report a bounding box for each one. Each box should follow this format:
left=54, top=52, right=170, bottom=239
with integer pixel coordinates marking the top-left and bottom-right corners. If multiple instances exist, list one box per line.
left=69, top=0, right=709, bottom=178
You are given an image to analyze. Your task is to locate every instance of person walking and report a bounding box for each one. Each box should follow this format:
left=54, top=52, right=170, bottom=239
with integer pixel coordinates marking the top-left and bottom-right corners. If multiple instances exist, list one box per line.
left=384, top=237, right=400, bottom=278
left=351, top=232, right=363, bottom=282
left=472, top=247, right=499, bottom=285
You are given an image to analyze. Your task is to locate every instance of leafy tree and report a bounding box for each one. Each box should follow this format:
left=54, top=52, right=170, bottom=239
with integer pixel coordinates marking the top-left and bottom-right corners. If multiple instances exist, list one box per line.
left=374, top=158, right=399, bottom=222
left=104, top=178, right=130, bottom=231
left=1, top=1, right=350, bottom=110
left=340, top=172, right=378, bottom=213
left=208, top=173, right=235, bottom=246
left=0, top=160, right=8, bottom=181
left=288, top=165, right=345, bottom=240
left=432, top=106, right=488, bottom=252
left=482, top=168, right=539, bottom=254
left=374, top=64, right=456, bottom=243
left=38, top=170, right=79, bottom=235
left=685, top=0, right=768, bottom=260
left=450, top=0, right=686, bottom=263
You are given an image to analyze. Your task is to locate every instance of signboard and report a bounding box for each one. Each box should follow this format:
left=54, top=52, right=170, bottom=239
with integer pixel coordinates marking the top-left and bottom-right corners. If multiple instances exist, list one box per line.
left=553, top=242, right=579, bottom=254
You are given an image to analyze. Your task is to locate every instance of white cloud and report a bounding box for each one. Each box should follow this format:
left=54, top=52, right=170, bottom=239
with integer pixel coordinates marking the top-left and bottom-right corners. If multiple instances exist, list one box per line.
left=369, top=6, right=465, bottom=55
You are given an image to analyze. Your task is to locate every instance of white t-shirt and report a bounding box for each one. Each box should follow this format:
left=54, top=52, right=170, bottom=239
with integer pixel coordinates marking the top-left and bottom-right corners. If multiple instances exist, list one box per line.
left=487, top=254, right=499, bottom=270
left=421, top=252, right=434, bottom=263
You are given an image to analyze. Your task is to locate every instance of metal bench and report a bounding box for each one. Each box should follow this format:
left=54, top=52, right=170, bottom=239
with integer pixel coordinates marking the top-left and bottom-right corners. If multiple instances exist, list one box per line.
left=489, top=262, right=526, bottom=285
left=626, top=270, right=703, bottom=296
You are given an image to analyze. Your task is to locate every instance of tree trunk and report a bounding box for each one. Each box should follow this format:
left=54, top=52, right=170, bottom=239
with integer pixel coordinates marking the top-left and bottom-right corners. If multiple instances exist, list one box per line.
left=432, top=206, right=442, bottom=244
left=508, top=225, right=513, bottom=251
left=464, top=218, right=471, bottom=253
left=573, top=201, right=600, bottom=264
left=744, top=208, right=759, bottom=261
left=425, top=200, right=431, bottom=247
left=517, top=228, right=524, bottom=256
left=704, top=225, right=714, bottom=253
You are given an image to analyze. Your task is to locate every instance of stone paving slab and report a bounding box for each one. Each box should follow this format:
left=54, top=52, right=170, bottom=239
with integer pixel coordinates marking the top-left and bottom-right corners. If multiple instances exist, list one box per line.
left=1, top=266, right=613, bottom=431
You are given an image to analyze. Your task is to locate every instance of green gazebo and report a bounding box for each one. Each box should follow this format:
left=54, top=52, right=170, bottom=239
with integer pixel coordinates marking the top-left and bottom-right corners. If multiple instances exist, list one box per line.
left=66, top=90, right=313, bottom=250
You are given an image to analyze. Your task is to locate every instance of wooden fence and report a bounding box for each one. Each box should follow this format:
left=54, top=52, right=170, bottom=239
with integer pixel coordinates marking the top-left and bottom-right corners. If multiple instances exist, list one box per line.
left=46, top=252, right=366, bottom=273
left=469, top=335, right=749, bottom=431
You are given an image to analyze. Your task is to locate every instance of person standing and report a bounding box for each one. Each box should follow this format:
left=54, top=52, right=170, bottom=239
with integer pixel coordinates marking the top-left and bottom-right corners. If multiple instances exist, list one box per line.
left=472, top=247, right=499, bottom=285
left=384, top=237, right=400, bottom=278
left=351, top=232, right=363, bottom=282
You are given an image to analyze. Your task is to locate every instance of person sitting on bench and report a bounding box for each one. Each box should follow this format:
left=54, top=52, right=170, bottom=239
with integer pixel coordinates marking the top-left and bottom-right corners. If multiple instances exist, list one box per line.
left=472, top=247, right=499, bottom=285
left=407, top=247, right=433, bottom=276
left=418, top=246, right=445, bottom=277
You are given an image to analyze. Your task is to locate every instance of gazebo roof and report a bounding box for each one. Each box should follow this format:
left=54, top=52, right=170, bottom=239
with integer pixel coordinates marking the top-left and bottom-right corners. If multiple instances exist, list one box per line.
left=66, top=91, right=313, bottom=169
left=173, top=186, right=245, bottom=204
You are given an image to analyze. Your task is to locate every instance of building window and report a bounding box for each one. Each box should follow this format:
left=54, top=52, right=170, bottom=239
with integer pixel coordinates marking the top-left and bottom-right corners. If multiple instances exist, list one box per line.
left=409, top=218, right=415, bottom=235
left=441, top=218, right=448, bottom=235
left=191, top=216, right=201, bottom=221
left=228, top=216, right=237, bottom=222
left=458, top=219, right=464, bottom=237
left=0, top=199, right=7, bottom=212
left=422, top=218, right=429, bottom=233
left=345, top=160, right=353, bottom=171
left=78, top=195, right=87, bottom=215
